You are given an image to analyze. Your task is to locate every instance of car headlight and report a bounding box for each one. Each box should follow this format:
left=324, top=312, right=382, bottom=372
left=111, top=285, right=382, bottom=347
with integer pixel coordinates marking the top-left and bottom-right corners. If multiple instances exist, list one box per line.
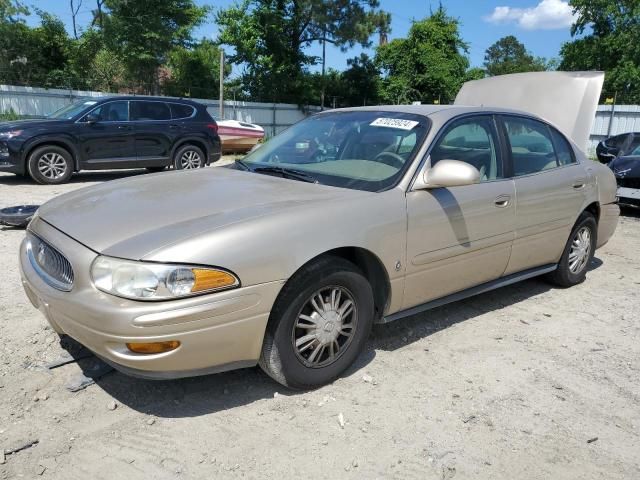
left=0, top=130, right=23, bottom=139
left=90, top=256, right=239, bottom=300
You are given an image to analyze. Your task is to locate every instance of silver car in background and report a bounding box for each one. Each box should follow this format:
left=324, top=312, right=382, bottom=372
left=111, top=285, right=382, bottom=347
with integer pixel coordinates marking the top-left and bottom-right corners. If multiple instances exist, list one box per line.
left=19, top=72, right=619, bottom=389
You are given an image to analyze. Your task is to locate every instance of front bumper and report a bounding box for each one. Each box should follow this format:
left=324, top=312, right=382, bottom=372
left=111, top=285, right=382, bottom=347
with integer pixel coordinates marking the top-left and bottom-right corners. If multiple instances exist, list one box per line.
left=20, top=217, right=284, bottom=379
left=616, top=187, right=640, bottom=209
left=0, top=142, right=25, bottom=175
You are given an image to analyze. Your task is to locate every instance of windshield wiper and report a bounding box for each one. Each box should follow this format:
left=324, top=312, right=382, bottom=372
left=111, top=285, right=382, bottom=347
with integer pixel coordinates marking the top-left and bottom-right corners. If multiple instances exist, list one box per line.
left=253, top=166, right=319, bottom=184
left=235, top=159, right=251, bottom=171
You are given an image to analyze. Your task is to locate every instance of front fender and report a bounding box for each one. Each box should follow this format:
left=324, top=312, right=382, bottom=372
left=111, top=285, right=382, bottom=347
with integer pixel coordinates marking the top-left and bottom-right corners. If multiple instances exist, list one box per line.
left=144, top=188, right=408, bottom=312
left=21, top=135, right=81, bottom=171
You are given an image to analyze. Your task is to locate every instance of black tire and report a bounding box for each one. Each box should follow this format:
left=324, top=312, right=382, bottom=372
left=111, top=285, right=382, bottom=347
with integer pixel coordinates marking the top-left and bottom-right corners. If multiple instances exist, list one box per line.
left=259, top=256, right=374, bottom=390
left=27, top=145, right=73, bottom=185
left=173, top=144, right=205, bottom=170
left=546, top=212, right=597, bottom=288
left=146, top=166, right=167, bottom=173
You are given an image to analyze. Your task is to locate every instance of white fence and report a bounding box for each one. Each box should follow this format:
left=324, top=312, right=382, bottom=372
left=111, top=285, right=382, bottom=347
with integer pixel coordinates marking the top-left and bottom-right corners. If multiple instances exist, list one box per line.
left=2, top=84, right=639, bottom=152
left=0, top=84, right=321, bottom=136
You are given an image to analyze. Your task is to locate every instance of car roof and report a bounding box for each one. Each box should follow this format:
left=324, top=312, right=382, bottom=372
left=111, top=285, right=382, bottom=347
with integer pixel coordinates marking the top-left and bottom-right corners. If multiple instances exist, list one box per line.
left=94, top=96, right=202, bottom=106
left=325, top=104, right=544, bottom=122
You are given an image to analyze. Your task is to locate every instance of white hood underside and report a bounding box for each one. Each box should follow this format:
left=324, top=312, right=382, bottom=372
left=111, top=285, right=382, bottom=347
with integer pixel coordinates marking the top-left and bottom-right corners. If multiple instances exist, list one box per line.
left=454, top=71, right=605, bottom=151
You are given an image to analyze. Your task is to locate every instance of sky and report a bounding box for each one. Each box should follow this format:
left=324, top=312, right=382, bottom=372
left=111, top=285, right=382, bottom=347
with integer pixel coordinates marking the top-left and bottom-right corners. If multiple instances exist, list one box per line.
left=29, top=0, right=577, bottom=73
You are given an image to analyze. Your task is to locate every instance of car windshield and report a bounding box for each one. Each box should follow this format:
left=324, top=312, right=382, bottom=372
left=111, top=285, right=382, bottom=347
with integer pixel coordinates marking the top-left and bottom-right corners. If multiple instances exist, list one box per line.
left=241, top=111, right=430, bottom=191
left=47, top=100, right=99, bottom=120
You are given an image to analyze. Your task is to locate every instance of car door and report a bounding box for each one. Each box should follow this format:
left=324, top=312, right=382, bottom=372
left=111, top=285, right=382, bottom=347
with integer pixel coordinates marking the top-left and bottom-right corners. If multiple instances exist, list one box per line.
left=130, top=101, right=174, bottom=167
left=403, top=115, right=516, bottom=309
left=76, top=100, right=135, bottom=168
left=499, top=115, right=591, bottom=275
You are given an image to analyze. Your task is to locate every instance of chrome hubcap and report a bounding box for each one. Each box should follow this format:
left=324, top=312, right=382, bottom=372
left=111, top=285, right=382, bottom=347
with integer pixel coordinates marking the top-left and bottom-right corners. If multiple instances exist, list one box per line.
left=569, top=226, right=592, bottom=274
left=38, top=152, right=67, bottom=179
left=180, top=150, right=201, bottom=169
left=293, top=286, right=357, bottom=368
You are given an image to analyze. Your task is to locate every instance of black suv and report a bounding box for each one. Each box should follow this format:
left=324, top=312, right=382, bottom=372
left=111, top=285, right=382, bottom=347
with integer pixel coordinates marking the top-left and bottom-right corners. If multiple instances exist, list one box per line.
left=0, top=96, right=221, bottom=184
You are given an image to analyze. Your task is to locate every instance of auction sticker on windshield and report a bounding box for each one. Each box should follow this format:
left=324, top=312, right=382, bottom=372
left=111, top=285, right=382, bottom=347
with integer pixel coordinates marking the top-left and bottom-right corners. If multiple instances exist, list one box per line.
left=370, top=118, right=420, bottom=130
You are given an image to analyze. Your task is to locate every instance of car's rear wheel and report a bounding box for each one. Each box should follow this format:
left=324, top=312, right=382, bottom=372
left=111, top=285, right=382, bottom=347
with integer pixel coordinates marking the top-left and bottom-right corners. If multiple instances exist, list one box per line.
left=259, top=256, right=374, bottom=390
left=27, top=145, right=73, bottom=185
left=546, top=212, right=597, bottom=287
left=173, top=144, right=205, bottom=170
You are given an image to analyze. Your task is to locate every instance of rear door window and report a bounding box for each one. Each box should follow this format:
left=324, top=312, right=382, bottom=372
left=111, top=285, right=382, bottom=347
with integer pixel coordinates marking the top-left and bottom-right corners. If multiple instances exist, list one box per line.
left=131, top=101, right=171, bottom=121
left=503, top=117, right=559, bottom=176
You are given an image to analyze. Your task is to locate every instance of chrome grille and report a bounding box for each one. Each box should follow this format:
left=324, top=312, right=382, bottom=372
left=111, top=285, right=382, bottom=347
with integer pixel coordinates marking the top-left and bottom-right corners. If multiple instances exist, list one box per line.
left=26, top=232, right=74, bottom=291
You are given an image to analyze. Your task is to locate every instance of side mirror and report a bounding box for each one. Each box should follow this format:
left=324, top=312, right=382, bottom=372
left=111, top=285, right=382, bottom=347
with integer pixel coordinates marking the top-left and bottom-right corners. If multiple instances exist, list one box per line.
left=415, top=159, right=480, bottom=189
left=85, top=113, right=99, bottom=124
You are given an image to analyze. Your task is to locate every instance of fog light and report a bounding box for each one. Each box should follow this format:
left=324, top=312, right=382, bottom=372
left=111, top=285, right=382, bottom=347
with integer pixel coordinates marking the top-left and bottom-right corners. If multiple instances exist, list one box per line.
left=126, top=341, right=180, bottom=354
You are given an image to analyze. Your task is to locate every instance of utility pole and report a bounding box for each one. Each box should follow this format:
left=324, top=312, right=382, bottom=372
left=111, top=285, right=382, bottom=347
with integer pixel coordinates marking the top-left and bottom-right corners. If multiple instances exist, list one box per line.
left=219, top=50, right=225, bottom=119
left=321, top=25, right=326, bottom=110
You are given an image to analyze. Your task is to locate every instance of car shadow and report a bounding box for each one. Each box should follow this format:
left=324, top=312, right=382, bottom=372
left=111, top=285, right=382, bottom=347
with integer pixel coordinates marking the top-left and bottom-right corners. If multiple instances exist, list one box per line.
left=370, top=262, right=602, bottom=352
left=68, top=346, right=377, bottom=419
left=0, top=169, right=150, bottom=186
left=620, top=206, right=640, bottom=219
left=66, top=259, right=603, bottom=418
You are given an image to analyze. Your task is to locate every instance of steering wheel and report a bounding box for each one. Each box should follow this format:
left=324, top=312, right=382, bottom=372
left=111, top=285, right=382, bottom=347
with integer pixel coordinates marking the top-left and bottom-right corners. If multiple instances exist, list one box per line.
left=374, top=151, right=405, bottom=169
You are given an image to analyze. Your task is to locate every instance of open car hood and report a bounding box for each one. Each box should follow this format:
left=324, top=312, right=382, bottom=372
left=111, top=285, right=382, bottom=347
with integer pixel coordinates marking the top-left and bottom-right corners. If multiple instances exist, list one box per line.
left=455, top=71, right=605, bottom=152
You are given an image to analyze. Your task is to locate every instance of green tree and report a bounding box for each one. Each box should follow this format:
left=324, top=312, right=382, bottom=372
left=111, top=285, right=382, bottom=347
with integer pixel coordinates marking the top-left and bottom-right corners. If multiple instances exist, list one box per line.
left=216, top=0, right=390, bottom=104
left=0, top=10, right=73, bottom=87
left=101, top=0, right=209, bottom=93
left=164, top=40, right=230, bottom=99
left=0, top=0, right=28, bottom=21
left=31, top=12, right=73, bottom=87
left=484, top=35, right=548, bottom=76
left=340, top=54, right=381, bottom=106
left=375, top=7, right=469, bottom=104
left=299, top=69, right=346, bottom=106
left=464, top=67, right=486, bottom=82
left=66, top=28, right=105, bottom=89
left=88, top=48, right=125, bottom=91
left=560, top=0, right=640, bottom=103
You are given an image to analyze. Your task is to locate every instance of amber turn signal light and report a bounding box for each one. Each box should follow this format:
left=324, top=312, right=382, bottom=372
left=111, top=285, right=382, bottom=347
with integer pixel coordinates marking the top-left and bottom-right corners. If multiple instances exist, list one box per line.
left=126, top=341, right=181, bottom=354
left=192, top=268, right=237, bottom=292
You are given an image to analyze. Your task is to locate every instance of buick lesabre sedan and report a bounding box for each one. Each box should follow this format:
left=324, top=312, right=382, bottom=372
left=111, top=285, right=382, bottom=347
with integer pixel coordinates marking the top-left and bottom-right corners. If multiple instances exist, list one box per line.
left=20, top=73, right=619, bottom=389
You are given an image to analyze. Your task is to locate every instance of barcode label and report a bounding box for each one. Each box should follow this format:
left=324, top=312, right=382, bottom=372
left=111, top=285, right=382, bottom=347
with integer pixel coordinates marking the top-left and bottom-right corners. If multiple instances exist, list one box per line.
left=370, top=118, right=419, bottom=130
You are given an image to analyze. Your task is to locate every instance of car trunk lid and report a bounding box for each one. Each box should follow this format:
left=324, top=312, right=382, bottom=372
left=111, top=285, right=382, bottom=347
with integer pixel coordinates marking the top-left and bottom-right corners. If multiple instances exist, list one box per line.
left=454, top=71, right=605, bottom=152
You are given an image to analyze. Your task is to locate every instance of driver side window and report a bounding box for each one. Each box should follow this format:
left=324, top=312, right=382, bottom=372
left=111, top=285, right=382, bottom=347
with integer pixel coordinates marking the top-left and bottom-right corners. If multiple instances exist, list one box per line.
left=86, top=101, right=129, bottom=122
left=431, top=117, right=502, bottom=182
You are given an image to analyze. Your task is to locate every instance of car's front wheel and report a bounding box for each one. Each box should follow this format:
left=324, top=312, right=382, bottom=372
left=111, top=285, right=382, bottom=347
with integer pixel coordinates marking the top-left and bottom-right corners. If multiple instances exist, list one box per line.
left=259, top=256, right=374, bottom=389
left=27, top=145, right=73, bottom=185
left=173, top=144, right=205, bottom=170
left=547, top=212, right=597, bottom=287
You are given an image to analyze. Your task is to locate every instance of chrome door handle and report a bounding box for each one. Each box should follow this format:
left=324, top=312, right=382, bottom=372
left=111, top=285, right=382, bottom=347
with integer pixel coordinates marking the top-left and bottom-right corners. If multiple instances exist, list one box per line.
left=573, top=183, right=586, bottom=190
left=494, top=195, right=511, bottom=208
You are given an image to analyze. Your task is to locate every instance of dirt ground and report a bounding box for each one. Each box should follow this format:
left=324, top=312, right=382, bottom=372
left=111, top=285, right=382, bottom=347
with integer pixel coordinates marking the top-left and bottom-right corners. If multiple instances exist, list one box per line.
left=0, top=163, right=639, bottom=480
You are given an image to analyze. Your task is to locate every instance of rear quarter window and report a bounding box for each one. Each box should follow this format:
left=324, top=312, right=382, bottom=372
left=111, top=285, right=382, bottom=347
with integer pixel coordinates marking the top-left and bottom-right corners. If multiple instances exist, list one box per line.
left=550, top=128, right=576, bottom=165
left=170, top=103, right=195, bottom=119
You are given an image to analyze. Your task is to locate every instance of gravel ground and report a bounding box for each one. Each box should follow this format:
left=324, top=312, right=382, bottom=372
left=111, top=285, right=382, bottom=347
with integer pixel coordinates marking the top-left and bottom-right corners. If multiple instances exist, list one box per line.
left=0, top=163, right=639, bottom=479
